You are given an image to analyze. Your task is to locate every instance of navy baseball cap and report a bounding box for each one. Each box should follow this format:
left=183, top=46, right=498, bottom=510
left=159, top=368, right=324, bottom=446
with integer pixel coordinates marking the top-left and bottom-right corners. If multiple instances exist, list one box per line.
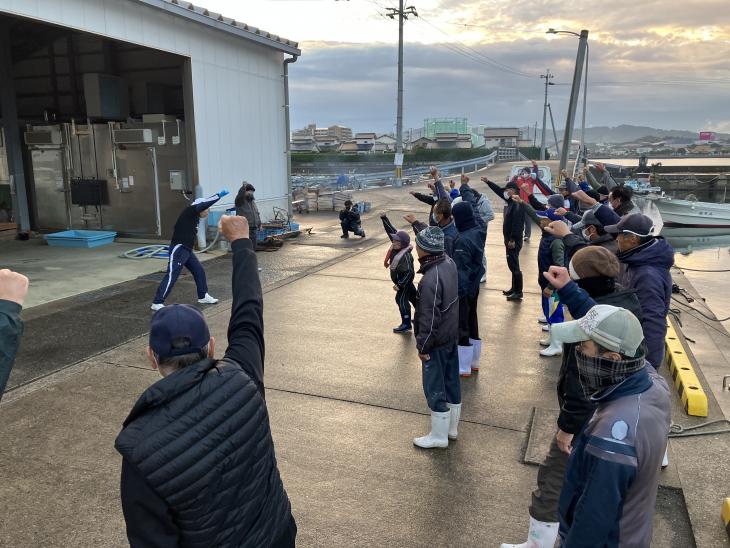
left=604, top=213, right=655, bottom=238
left=150, top=304, right=210, bottom=359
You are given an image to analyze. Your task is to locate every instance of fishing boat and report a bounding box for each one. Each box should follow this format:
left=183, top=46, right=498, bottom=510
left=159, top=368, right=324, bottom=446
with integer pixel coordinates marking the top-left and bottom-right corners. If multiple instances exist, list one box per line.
left=661, top=227, right=730, bottom=255
left=647, top=194, right=730, bottom=228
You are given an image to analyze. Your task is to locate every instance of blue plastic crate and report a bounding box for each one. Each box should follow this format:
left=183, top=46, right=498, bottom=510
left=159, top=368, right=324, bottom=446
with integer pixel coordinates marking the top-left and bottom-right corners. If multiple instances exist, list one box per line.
left=45, top=230, right=117, bottom=248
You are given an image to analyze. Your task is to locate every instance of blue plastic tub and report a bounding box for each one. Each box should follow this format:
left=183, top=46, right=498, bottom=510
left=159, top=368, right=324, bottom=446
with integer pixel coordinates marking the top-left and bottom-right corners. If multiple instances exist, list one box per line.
left=45, top=230, right=117, bottom=248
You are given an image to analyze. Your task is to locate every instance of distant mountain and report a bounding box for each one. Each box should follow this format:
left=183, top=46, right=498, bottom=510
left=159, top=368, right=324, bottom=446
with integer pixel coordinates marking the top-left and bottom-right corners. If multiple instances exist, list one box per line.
left=520, top=124, right=730, bottom=144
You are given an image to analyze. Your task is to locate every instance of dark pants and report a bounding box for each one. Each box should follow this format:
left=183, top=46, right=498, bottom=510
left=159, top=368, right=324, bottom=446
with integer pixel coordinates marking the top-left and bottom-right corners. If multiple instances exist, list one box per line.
left=341, top=220, right=364, bottom=237
left=271, top=515, right=297, bottom=548
left=396, top=284, right=418, bottom=324
left=422, top=344, right=461, bottom=412
left=524, top=217, right=532, bottom=239
left=530, top=435, right=568, bottom=523
left=249, top=227, right=258, bottom=248
left=153, top=245, right=208, bottom=304
left=458, top=292, right=480, bottom=346
left=506, top=241, right=523, bottom=294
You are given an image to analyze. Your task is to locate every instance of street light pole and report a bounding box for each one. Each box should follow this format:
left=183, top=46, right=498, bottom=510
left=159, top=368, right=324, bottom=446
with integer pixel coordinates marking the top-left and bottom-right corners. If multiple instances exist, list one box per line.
left=557, top=29, right=589, bottom=174
left=579, top=44, right=589, bottom=167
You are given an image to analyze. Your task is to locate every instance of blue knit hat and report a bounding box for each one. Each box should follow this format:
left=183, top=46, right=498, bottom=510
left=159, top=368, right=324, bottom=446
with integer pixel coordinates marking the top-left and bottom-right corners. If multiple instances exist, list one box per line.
left=450, top=188, right=460, bottom=199
left=415, top=226, right=444, bottom=254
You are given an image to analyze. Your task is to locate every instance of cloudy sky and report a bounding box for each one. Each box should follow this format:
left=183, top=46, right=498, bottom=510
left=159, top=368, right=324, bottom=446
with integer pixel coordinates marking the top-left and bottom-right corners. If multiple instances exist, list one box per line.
left=202, top=0, right=730, bottom=134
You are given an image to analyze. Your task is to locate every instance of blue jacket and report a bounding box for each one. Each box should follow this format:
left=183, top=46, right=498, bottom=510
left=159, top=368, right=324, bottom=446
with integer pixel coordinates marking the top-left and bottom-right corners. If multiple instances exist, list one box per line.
left=411, top=218, right=457, bottom=258
left=559, top=366, right=671, bottom=547
left=451, top=202, right=486, bottom=298
left=617, top=237, right=674, bottom=368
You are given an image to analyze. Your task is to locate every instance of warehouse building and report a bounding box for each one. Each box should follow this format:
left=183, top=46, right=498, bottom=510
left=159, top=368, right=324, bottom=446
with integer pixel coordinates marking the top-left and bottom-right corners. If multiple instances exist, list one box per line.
left=0, top=0, right=300, bottom=239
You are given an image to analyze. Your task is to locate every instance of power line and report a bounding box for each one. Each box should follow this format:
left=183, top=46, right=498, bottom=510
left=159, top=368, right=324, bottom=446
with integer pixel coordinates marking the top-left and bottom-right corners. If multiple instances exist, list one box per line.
left=415, top=15, right=539, bottom=79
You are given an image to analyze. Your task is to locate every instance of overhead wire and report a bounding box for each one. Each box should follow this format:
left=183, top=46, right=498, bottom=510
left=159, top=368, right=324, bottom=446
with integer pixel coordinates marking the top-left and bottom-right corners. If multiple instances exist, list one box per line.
left=415, top=15, right=539, bottom=79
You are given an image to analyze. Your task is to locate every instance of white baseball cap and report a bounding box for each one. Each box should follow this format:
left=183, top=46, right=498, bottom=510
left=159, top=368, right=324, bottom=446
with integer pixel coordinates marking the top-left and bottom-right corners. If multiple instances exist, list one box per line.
left=551, top=304, right=644, bottom=356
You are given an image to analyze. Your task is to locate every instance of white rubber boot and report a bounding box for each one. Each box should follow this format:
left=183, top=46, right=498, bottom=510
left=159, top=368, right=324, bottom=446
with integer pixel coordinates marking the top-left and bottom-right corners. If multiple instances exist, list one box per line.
left=540, top=339, right=563, bottom=357
left=150, top=303, right=165, bottom=311
left=500, top=516, right=559, bottom=548
left=469, top=338, right=482, bottom=372
left=447, top=403, right=462, bottom=440
left=413, top=411, right=450, bottom=449
left=662, top=447, right=669, bottom=469
left=458, top=345, right=473, bottom=377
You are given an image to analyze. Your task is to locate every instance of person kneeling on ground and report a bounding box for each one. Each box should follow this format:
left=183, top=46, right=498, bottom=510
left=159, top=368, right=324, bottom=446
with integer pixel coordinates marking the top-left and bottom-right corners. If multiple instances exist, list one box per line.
left=545, top=267, right=670, bottom=548
left=339, top=199, right=366, bottom=239
left=117, top=215, right=297, bottom=548
left=500, top=247, right=643, bottom=548
left=412, top=226, right=462, bottom=449
left=380, top=213, right=417, bottom=333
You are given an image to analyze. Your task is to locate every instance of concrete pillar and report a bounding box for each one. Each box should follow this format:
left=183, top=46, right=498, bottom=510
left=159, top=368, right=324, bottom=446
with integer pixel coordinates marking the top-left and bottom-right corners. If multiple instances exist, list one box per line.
left=0, top=20, right=31, bottom=232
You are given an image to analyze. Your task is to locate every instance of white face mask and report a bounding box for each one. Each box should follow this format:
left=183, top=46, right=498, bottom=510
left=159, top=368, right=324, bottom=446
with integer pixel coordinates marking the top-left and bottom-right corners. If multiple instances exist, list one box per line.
left=581, top=228, right=592, bottom=241
left=503, top=191, right=511, bottom=200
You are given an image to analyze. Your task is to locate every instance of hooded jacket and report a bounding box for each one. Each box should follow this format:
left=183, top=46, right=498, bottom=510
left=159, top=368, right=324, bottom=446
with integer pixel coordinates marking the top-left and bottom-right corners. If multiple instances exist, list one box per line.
left=451, top=202, right=486, bottom=298
left=389, top=248, right=415, bottom=288
left=116, top=239, right=293, bottom=548
left=559, top=365, right=671, bottom=547
left=414, top=254, right=459, bottom=354
left=617, top=237, right=674, bottom=368
left=555, top=280, right=644, bottom=435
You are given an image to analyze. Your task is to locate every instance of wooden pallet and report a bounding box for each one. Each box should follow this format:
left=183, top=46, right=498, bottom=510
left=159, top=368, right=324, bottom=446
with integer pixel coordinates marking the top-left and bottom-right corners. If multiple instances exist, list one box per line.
left=0, top=222, right=17, bottom=241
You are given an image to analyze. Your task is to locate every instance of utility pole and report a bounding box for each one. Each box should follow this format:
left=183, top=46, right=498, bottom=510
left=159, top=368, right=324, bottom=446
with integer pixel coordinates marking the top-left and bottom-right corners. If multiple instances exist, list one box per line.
left=386, top=2, right=417, bottom=187
left=559, top=30, right=589, bottom=175
left=540, top=70, right=554, bottom=161
left=548, top=103, right=560, bottom=159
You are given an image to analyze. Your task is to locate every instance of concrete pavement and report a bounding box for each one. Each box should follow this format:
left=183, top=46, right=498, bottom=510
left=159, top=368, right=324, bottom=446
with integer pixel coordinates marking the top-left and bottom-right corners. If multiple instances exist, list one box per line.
left=0, top=164, right=714, bottom=546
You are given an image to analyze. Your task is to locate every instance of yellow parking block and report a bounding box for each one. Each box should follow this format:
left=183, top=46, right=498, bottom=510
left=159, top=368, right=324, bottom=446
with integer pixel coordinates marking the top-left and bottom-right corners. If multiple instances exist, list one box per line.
left=723, top=498, right=730, bottom=538
left=665, top=321, right=708, bottom=417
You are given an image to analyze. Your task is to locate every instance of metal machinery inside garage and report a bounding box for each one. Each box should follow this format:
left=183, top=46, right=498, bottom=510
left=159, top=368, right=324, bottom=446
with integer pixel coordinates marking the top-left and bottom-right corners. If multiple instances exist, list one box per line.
left=0, top=13, right=195, bottom=238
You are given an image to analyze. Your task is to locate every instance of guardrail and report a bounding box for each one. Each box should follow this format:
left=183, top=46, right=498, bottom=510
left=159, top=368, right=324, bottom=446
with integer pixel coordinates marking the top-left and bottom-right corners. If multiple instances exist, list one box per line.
left=293, top=150, right=499, bottom=189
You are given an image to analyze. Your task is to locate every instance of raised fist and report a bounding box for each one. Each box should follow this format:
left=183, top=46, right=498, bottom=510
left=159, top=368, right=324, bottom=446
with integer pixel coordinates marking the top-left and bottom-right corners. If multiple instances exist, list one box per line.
left=219, top=215, right=250, bottom=242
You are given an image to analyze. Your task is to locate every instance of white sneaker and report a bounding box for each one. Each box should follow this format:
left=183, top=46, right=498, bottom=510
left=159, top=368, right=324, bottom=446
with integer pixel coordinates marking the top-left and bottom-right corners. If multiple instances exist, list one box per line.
left=538, top=316, right=548, bottom=324
left=539, top=336, right=551, bottom=347
left=414, top=411, right=450, bottom=449
left=500, top=516, right=559, bottom=548
left=542, top=324, right=550, bottom=332
left=480, top=273, right=487, bottom=284
left=198, top=293, right=219, bottom=304
left=447, top=403, right=462, bottom=440
left=150, top=303, right=165, bottom=311
left=662, top=447, right=669, bottom=469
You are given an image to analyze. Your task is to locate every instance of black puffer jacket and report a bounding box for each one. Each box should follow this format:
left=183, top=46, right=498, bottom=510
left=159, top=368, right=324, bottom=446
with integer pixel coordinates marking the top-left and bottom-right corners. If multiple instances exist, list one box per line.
left=116, top=239, right=292, bottom=548
left=555, top=280, right=643, bottom=435
left=414, top=254, right=459, bottom=354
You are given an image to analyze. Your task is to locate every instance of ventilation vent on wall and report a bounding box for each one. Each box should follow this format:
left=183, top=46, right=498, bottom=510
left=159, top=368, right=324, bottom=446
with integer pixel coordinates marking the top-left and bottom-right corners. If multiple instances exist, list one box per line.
left=113, top=129, right=153, bottom=144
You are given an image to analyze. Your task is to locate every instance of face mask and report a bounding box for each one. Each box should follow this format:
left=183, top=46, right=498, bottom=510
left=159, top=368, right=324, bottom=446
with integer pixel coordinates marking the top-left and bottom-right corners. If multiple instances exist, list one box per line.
left=246, top=191, right=254, bottom=200
left=581, top=228, right=592, bottom=241
left=530, top=173, right=537, bottom=181
left=575, top=347, right=645, bottom=398
left=503, top=192, right=511, bottom=200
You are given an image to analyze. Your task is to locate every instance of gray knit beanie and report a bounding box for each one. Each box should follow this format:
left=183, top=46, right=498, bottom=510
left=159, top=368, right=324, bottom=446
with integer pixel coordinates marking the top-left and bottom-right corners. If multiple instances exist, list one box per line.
left=415, top=226, right=445, bottom=254
left=548, top=194, right=565, bottom=209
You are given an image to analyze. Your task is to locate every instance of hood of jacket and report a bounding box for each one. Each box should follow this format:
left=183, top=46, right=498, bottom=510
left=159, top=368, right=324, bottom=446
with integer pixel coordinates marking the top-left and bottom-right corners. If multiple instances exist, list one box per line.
left=619, top=237, right=674, bottom=269
left=452, top=201, right=477, bottom=233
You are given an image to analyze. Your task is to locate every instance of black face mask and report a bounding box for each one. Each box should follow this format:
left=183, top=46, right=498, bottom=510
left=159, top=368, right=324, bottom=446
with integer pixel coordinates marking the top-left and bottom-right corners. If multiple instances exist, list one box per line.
left=575, top=276, right=615, bottom=298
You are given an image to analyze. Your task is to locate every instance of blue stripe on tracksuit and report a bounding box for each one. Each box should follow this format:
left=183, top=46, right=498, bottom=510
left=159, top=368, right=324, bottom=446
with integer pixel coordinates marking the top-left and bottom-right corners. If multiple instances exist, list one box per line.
left=152, top=245, right=208, bottom=304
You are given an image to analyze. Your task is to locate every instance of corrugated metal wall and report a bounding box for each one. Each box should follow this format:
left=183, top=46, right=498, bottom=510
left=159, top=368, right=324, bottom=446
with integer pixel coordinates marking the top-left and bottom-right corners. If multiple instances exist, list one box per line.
left=0, top=0, right=289, bottom=218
